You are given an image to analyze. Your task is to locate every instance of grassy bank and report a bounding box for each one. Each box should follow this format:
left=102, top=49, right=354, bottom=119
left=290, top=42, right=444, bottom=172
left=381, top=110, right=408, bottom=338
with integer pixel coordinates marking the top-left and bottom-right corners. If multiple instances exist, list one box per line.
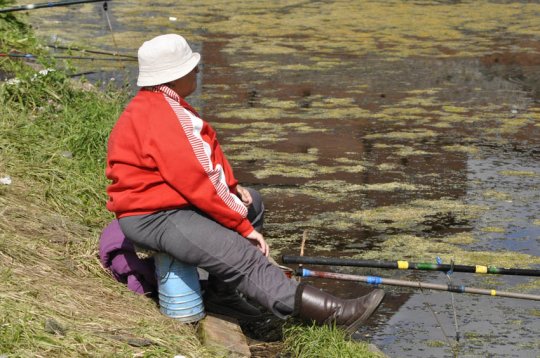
left=0, top=4, right=381, bottom=357
left=0, top=4, right=217, bottom=356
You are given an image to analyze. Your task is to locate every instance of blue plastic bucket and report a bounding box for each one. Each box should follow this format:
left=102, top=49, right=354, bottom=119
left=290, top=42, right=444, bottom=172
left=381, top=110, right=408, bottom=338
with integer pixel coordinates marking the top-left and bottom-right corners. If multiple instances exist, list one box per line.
left=155, top=253, right=205, bottom=323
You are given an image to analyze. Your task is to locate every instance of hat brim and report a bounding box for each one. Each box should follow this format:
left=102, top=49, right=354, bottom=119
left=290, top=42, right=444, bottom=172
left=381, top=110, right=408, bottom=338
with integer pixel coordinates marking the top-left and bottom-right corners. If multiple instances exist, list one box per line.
left=137, top=52, right=201, bottom=87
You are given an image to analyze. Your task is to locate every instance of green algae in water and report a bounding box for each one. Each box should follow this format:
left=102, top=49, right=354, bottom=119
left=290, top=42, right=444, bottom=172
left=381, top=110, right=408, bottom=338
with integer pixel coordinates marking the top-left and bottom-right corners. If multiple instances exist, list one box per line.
left=361, top=182, right=424, bottom=191
left=304, top=199, right=485, bottom=232
left=253, top=164, right=317, bottom=179
left=490, top=117, right=533, bottom=135
left=481, top=226, right=506, bottom=233
left=482, top=190, right=512, bottom=201
left=308, top=107, right=372, bottom=120
left=364, top=129, right=437, bottom=140
left=259, top=98, right=298, bottom=109
left=253, top=162, right=366, bottom=179
left=214, top=121, right=327, bottom=146
left=199, top=93, right=233, bottom=100
left=283, top=123, right=327, bottom=134
left=261, top=180, right=364, bottom=203
left=214, top=121, right=323, bottom=132
left=498, top=170, right=537, bottom=177
left=260, top=180, right=422, bottom=203
left=373, top=144, right=431, bottom=157
left=228, top=132, right=285, bottom=143
left=431, top=122, right=453, bottom=129
left=377, top=163, right=399, bottom=171
left=442, top=105, right=470, bottom=114
left=512, top=279, right=540, bottom=292
left=442, top=145, right=479, bottom=154
left=438, top=113, right=470, bottom=123
left=405, top=89, right=442, bottom=96
left=445, top=233, right=476, bottom=245
left=355, top=234, right=540, bottom=268
left=373, top=143, right=401, bottom=149
left=333, top=157, right=365, bottom=165
left=311, top=97, right=356, bottom=107
left=216, top=97, right=370, bottom=121
left=29, top=0, right=540, bottom=60
left=396, top=146, right=430, bottom=157
left=378, top=106, right=432, bottom=117
left=353, top=199, right=485, bottom=231
left=227, top=147, right=318, bottom=163
left=218, top=107, right=290, bottom=121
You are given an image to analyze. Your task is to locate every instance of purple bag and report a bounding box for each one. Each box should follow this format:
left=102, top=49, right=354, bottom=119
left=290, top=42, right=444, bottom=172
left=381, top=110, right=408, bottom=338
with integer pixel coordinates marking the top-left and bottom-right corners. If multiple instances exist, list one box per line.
left=99, top=220, right=157, bottom=295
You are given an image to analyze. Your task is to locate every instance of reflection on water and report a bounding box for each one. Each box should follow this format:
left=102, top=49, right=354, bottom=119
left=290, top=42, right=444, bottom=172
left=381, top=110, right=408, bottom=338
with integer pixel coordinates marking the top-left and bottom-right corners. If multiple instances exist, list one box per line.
left=368, top=280, right=539, bottom=358
left=467, top=154, right=540, bottom=256
left=365, top=149, right=540, bottom=357
left=22, top=1, right=540, bottom=356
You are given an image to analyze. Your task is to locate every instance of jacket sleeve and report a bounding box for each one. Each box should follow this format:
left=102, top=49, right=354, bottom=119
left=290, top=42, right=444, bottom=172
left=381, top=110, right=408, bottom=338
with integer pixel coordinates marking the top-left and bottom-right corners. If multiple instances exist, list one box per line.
left=149, top=101, right=254, bottom=237
left=212, top=134, right=239, bottom=193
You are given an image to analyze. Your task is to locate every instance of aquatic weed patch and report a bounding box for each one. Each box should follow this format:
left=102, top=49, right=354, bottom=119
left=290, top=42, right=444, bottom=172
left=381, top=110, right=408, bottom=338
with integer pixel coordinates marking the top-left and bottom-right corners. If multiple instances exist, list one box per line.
left=356, top=233, right=540, bottom=269
left=261, top=180, right=424, bottom=203
left=253, top=162, right=367, bottom=180
left=302, top=199, right=485, bottom=233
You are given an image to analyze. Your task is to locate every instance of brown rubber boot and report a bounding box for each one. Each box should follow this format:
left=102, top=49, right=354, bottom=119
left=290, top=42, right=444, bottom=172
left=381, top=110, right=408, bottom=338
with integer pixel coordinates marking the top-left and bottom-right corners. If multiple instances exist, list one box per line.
left=294, top=283, right=385, bottom=334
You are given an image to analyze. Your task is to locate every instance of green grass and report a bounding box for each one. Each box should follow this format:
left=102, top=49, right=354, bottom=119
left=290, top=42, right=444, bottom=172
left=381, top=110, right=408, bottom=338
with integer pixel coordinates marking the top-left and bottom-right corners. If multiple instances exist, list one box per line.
left=0, top=9, right=219, bottom=357
left=0, top=49, right=125, bottom=227
left=282, top=324, right=384, bottom=358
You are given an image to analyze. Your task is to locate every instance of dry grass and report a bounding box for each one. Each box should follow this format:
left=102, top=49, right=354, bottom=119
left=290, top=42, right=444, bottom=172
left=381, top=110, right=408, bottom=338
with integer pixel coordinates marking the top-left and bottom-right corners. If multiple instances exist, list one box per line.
left=0, top=181, right=217, bottom=357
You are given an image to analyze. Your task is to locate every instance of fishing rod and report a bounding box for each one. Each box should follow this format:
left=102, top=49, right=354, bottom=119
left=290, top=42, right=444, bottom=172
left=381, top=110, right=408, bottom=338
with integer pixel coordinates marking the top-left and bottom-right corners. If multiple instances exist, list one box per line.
left=47, top=44, right=137, bottom=59
left=0, top=53, right=136, bottom=61
left=0, top=0, right=107, bottom=13
left=282, top=255, right=540, bottom=277
left=297, top=268, right=540, bottom=301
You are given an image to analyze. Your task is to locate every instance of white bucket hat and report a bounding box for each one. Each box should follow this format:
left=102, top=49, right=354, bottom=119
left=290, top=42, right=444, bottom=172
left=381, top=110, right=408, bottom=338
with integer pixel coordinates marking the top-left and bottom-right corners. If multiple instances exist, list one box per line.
left=137, top=34, right=201, bottom=87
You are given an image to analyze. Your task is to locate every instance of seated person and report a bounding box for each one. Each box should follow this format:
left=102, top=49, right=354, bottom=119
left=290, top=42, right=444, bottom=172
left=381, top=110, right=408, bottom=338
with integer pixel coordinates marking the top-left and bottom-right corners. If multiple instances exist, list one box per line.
left=105, top=34, right=385, bottom=332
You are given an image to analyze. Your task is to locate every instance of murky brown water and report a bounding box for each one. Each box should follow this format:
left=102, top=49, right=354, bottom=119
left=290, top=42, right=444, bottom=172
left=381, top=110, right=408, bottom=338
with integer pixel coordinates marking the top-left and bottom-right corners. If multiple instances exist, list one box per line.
left=21, top=1, right=540, bottom=356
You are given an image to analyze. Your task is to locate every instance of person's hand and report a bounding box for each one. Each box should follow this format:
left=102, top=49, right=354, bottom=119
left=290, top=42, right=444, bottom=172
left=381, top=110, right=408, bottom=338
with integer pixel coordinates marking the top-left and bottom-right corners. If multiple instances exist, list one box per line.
left=236, top=185, right=253, bottom=207
left=246, top=229, right=269, bottom=257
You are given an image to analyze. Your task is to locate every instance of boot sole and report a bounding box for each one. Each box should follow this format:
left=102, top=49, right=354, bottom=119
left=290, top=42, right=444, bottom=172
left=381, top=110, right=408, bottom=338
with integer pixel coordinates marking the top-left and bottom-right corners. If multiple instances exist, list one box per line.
left=344, top=289, right=385, bottom=335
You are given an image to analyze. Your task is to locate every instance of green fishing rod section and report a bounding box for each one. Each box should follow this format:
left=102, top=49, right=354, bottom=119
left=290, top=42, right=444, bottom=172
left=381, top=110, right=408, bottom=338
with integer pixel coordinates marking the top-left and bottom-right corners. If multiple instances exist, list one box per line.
left=0, top=0, right=108, bottom=13
left=282, top=255, right=540, bottom=277
left=297, top=268, right=540, bottom=301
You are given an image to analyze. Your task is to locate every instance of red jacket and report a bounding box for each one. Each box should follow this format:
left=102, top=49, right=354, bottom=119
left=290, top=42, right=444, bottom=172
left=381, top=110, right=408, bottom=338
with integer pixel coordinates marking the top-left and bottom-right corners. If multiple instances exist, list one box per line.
left=106, top=86, right=254, bottom=237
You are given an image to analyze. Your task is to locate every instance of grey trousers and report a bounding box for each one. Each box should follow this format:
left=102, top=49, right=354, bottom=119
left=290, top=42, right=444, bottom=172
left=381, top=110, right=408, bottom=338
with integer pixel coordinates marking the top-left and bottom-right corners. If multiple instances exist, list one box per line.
left=119, top=188, right=298, bottom=318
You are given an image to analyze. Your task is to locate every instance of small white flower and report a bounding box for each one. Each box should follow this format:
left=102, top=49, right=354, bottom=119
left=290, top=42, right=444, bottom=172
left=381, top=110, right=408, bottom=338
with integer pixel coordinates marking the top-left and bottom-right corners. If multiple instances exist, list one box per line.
left=169, top=17, right=178, bottom=21
left=6, top=78, right=21, bottom=85
left=39, top=68, right=55, bottom=76
left=0, top=176, right=12, bottom=185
